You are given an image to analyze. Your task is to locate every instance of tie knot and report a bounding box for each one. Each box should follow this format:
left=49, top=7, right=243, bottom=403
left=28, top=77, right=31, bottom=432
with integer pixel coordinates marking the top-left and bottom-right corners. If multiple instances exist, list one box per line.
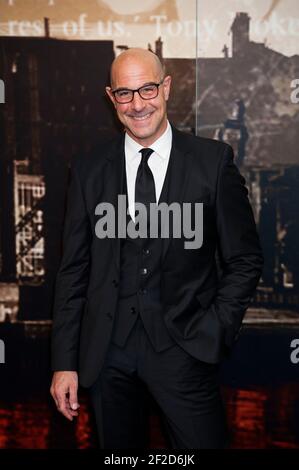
left=139, top=148, right=154, bottom=165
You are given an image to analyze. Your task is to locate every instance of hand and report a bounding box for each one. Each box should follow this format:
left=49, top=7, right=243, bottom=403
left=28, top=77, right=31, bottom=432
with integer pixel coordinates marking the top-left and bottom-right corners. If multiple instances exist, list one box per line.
left=50, top=371, right=80, bottom=421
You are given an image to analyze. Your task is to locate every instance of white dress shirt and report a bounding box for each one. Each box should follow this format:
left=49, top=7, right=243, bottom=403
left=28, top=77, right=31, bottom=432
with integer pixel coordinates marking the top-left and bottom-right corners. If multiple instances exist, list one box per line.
left=124, top=120, right=172, bottom=221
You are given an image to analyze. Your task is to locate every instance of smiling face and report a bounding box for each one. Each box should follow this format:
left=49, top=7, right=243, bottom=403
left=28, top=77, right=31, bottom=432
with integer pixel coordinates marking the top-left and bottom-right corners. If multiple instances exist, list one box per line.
left=106, top=49, right=171, bottom=147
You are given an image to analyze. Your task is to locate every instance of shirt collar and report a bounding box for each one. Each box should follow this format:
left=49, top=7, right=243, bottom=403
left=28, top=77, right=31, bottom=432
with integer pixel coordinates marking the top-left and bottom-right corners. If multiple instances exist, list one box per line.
left=125, top=120, right=172, bottom=163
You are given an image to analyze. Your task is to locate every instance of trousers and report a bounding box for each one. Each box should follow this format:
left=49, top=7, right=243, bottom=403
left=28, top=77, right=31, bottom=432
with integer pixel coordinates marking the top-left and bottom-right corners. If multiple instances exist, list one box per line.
left=89, top=314, right=228, bottom=449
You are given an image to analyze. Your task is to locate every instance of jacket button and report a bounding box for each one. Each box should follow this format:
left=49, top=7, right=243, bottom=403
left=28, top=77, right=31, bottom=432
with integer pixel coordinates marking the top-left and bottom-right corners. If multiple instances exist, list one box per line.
left=142, top=248, right=150, bottom=256
left=140, top=268, right=148, bottom=275
left=106, top=312, right=113, bottom=320
left=138, top=288, right=147, bottom=295
left=112, top=279, right=119, bottom=287
left=130, top=307, right=137, bottom=314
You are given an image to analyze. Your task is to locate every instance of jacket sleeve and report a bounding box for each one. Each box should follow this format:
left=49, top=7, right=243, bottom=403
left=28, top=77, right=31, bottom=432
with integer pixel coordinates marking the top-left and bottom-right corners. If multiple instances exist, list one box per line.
left=51, top=157, right=91, bottom=371
left=213, top=144, right=264, bottom=348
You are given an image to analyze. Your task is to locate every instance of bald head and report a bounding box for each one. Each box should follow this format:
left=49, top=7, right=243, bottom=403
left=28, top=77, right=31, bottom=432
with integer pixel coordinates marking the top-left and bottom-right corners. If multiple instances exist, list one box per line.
left=105, top=47, right=171, bottom=147
left=110, top=48, right=164, bottom=88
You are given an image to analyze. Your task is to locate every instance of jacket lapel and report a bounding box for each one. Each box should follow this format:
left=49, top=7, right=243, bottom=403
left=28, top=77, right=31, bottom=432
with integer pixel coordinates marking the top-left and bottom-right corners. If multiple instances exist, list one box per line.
left=160, top=126, right=194, bottom=264
left=102, top=132, right=125, bottom=272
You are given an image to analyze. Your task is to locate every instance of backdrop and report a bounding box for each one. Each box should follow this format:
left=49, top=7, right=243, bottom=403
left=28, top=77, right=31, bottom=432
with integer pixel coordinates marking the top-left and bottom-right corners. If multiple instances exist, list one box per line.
left=0, top=0, right=299, bottom=449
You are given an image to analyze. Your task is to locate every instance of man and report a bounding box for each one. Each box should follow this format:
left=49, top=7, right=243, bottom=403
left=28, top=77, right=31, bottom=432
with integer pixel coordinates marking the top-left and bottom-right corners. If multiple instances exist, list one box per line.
left=50, top=48, right=263, bottom=449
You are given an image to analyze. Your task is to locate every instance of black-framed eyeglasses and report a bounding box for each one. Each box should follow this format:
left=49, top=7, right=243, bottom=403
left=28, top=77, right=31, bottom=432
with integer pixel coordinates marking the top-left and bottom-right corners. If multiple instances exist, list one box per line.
left=111, top=79, right=164, bottom=104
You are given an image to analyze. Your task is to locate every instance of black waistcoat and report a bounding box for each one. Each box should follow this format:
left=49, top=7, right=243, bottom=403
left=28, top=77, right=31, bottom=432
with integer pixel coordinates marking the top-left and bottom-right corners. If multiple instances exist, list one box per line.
left=111, top=150, right=175, bottom=351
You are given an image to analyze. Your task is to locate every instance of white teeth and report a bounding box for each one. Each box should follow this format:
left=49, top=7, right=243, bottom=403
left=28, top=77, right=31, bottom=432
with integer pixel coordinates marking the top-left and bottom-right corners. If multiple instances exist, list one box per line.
left=132, top=113, right=151, bottom=121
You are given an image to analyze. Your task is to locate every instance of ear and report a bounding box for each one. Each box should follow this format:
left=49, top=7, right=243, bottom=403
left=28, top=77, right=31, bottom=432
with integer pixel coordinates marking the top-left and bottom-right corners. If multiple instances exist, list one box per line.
left=105, top=86, right=116, bottom=107
left=162, top=75, right=172, bottom=101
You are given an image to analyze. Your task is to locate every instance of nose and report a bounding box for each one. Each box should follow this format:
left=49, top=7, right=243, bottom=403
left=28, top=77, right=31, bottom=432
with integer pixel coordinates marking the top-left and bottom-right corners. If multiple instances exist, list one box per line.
left=131, top=90, right=146, bottom=111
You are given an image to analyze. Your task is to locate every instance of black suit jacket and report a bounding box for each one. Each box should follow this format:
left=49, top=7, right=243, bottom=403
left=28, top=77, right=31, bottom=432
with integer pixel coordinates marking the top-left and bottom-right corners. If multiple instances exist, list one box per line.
left=51, top=125, right=263, bottom=388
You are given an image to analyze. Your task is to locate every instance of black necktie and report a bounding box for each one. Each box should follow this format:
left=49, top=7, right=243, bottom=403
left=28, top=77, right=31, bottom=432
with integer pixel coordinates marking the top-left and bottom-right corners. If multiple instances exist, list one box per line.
left=135, top=148, right=156, bottom=231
